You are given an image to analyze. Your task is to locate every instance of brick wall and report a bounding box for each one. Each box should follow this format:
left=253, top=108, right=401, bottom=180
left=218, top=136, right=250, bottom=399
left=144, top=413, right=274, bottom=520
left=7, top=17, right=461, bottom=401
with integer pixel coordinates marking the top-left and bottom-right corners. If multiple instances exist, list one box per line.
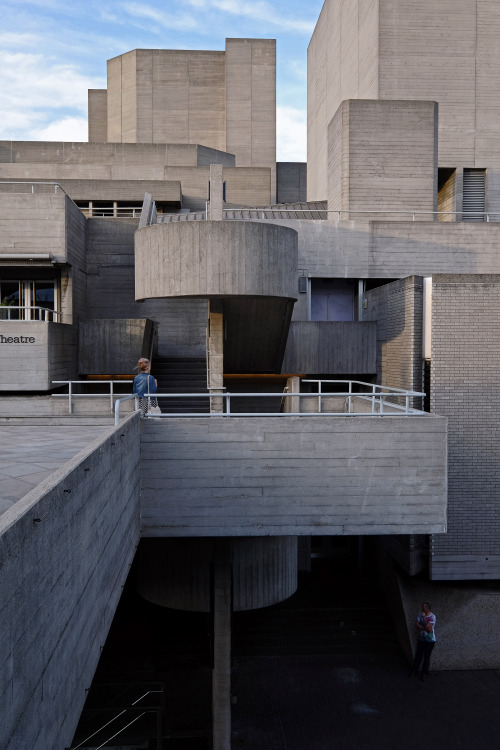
left=364, top=276, right=424, bottom=396
left=431, top=274, right=500, bottom=579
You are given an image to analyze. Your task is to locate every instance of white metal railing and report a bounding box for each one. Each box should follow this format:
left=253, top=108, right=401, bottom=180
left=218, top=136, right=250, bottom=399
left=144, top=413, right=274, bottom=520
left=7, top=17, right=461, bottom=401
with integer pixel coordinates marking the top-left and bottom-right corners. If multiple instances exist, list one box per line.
left=302, top=379, right=425, bottom=416
left=0, top=180, right=69, bottom=195
left=112, top=381, right=426, bottom=422
left=79, top=206, right=144, bottom=218
left=52, top=379, right=425, bottom=422
left=221, top=207, right=500, bottom=222
left=52, top=380, right=135, bottom=415
left=114, top=394, right=139, bottom=425
left=1, top=305, right=61, bottom=322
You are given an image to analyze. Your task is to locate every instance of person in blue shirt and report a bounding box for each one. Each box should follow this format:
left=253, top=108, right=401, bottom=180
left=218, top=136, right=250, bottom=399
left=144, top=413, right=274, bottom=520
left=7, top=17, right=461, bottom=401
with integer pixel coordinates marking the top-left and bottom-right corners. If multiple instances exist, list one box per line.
left=132, top=357, right=158, bottom=416
left=410, top=601, right=436, bottom=681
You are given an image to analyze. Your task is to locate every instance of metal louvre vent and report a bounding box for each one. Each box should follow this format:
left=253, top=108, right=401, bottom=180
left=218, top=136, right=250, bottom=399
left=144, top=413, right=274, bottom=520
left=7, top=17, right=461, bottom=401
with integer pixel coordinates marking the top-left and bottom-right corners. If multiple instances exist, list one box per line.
left=463, top=169, right=485, bottom=222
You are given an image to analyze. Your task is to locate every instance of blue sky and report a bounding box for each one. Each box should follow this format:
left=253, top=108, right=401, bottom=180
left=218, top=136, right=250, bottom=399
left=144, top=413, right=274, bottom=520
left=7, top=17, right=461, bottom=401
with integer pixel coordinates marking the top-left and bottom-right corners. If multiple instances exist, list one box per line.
left=0, top=0, right=324, bottom=160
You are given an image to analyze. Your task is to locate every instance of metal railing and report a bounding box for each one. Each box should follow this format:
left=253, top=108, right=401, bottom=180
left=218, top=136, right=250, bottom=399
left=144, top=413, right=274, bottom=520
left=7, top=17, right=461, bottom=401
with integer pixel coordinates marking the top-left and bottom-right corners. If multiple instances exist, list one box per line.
left=52, top=380, right=135, bottom=414
left=1, top=305, right=61, bottom=322
left=67, top=689, right=164, bottom=750
left=302, top=379, right=425, bottom=415
left=220, top=207, right=500, bottom=222
left=112, top=381, right=426, bottom=422
left=0, top=180, right=69, bottom=195
left=79, top=206, right=144, bottom=218
left=114, top=394, right=139, bottom=424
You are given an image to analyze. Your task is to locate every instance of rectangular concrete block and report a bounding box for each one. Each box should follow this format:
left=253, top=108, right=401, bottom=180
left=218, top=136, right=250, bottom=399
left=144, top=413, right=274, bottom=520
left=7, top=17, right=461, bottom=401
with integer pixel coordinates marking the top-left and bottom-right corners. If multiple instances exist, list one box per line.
left=140, top=415, right=447, bottom=537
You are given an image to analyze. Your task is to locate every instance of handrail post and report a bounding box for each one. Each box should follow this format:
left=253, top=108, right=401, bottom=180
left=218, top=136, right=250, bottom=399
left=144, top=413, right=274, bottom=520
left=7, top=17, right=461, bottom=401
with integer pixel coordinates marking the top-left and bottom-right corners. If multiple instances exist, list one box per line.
left=110, top=380, right=114, bottom=413
left=318, top=380, right=322, bottom=413
left=68, top=381, right=73, bottom=415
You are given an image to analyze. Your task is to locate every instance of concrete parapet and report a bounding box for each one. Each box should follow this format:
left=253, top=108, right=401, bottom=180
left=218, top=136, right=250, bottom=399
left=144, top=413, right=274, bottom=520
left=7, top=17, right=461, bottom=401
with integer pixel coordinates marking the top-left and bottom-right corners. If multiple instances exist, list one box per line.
left=0, top=322, right=78, bottom=391
left=282, top=321, right=377, bottom=374
left=135, top=221, right=298, bottom=301
left=140, top=415, right=448, bottom=537
left=0, top=414, right=141, bottom=750
left=78, top=318, right=154, bottom=375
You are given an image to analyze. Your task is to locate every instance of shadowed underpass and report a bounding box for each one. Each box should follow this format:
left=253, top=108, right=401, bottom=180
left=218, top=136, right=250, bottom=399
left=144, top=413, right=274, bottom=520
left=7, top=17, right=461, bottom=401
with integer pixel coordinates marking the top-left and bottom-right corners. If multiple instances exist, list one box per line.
left=71, top=547, right=500, bottom=750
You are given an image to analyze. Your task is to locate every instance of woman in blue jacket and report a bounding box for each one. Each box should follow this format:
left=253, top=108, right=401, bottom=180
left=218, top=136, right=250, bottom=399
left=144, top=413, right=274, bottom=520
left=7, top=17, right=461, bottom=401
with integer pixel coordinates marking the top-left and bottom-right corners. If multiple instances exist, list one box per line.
left=132, top=358, right=159, bottom=416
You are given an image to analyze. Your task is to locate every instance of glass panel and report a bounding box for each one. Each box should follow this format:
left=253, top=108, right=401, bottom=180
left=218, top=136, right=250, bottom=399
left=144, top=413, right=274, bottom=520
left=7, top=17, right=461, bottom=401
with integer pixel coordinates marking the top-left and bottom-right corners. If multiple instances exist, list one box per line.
left=311, top=294, right=328, bottom=321
left=0, top=281, right=21, bottom=319
left=34, top=282, right=55, bottom=311
left=327, top=292, right=354, bottom=321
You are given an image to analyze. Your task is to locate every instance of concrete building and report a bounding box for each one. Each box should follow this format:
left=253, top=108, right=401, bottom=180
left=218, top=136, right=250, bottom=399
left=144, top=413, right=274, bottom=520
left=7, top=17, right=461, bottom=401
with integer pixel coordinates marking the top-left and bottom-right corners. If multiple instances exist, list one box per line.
left=0, top=2, right=499, bottom=748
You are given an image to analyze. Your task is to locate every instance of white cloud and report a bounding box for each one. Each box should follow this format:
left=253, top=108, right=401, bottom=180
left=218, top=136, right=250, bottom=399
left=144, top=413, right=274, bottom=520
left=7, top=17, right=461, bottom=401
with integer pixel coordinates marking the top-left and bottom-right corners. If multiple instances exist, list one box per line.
left=31, top=116, right=89, bottom=142
left=0, top=51, right=105, bottom=140
left=184, top=0, right=315, bottom=33
left=0, top=32, right=40, bottom=48
left=122, top=2, right=199, bottom=31
left=276, top=105, right=307, bottom=162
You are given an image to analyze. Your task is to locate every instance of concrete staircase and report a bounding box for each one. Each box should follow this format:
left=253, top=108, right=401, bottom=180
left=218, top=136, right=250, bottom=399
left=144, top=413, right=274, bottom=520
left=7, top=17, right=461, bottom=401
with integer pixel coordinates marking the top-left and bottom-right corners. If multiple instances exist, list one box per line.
left=152, top=357, right=209, bottom=414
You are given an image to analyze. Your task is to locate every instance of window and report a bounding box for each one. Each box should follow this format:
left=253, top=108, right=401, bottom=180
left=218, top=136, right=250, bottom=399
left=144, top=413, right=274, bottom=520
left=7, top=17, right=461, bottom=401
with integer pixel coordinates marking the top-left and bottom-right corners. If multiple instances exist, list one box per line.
left=0, top=279, right=59, bottom=321
left=310, top=279, right=356, bottom=321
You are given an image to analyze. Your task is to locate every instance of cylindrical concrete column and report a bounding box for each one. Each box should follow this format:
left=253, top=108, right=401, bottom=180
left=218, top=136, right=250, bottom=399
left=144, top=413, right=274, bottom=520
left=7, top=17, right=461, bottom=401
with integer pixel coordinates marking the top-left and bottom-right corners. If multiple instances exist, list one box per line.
left=136, top=537, right=298, bottom=612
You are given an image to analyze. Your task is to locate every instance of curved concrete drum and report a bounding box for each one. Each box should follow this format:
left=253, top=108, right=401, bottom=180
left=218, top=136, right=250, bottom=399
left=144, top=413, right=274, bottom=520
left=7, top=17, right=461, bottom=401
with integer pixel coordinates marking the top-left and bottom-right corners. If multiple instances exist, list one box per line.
left=134, top=220, right=298, bottom=301
left=136, top=536, right=298, bottom=612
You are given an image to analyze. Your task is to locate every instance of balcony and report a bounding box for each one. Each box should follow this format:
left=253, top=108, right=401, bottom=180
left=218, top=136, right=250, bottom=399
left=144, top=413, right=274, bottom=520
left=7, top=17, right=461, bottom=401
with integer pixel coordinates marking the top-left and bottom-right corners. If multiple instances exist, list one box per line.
left=134, top=382, right=447, bottom=539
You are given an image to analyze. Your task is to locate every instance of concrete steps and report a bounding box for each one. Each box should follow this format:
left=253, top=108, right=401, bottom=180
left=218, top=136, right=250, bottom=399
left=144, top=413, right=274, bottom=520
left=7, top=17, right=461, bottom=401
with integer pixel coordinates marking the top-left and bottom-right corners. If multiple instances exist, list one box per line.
left=152, top=357, right=209, bottom=414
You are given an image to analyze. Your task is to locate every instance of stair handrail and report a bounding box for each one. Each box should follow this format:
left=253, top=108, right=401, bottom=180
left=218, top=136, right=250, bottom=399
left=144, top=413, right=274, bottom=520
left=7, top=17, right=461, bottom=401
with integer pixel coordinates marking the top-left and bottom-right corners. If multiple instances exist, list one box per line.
left=66, top=689, right=163, bottom=750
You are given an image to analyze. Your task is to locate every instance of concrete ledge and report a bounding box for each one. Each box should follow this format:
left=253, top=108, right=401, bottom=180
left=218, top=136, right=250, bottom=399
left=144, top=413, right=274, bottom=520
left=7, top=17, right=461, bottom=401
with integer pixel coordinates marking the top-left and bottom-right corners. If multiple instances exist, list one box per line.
left=0, top=413, right=141, bottom=750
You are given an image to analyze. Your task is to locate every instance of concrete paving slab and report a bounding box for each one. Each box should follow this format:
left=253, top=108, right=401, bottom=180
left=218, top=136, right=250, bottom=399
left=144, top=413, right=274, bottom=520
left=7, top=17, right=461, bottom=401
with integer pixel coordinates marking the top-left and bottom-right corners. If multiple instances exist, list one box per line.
left=0, top=424, right=109, bottom=516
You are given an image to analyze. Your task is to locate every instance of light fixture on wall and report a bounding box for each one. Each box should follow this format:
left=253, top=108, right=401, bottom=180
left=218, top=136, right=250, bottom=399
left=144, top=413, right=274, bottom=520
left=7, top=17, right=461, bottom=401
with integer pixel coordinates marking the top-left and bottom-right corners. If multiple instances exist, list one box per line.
left=298, top=273, right=308, bottom=294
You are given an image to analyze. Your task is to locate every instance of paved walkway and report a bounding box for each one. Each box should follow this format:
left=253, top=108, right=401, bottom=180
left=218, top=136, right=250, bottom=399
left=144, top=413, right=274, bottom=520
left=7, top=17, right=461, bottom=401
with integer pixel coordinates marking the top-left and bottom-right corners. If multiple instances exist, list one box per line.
left=231, top=650, right=500, bottom=750
left=0, top=425, right=108, bottom=516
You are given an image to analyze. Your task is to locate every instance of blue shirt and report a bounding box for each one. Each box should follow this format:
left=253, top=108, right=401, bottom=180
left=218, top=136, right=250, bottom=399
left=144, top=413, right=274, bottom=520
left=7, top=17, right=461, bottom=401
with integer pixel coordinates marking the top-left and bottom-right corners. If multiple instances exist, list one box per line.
left=417, top=611, right=436, bottom=643
left=132, top=372, right=157, bottom=398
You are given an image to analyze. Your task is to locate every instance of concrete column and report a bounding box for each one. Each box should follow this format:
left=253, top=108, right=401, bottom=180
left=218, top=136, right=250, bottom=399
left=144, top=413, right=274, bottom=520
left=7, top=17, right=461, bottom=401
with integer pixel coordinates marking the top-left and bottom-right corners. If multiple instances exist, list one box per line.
left=285, top=375, right=301, bottom=413
left=208, top=164, right=224, bottom=221
left=208, top=299, right=224, bottom=413
left=212, top=540, right=232, bottom=750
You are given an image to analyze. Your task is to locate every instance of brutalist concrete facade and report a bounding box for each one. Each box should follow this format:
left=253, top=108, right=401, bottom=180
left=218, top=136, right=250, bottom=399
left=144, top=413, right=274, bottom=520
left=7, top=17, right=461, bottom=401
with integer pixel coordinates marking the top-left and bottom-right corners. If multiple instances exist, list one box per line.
left=1, top=4, right=500, bottom=748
